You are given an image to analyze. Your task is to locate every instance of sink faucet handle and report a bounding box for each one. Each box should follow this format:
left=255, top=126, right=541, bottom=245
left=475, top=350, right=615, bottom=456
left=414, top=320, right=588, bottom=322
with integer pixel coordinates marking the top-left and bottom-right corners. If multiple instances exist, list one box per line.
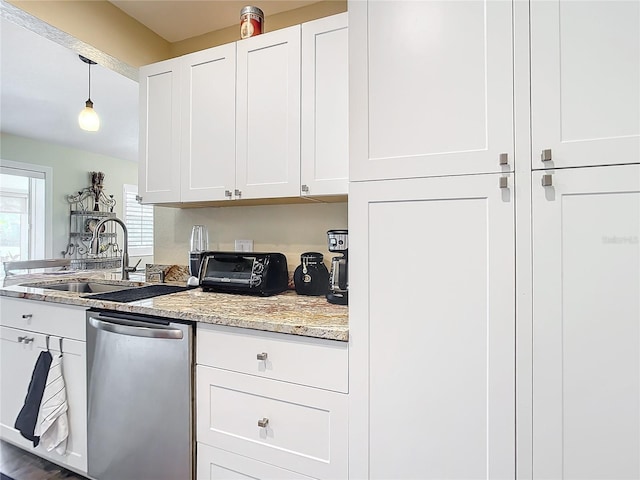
left=126, top=258, right=142, bottom=273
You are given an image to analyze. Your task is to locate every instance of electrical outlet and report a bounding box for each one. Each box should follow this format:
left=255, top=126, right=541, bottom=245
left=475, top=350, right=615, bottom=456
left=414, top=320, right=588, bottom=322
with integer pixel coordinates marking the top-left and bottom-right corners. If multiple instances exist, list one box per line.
left=234, top=239, right=253, bottom=252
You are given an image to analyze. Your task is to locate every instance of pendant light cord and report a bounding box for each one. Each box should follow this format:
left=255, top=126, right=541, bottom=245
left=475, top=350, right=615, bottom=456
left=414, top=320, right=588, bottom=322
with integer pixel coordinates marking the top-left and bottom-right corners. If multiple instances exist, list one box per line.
left=87, top=61, right=91, bottom=101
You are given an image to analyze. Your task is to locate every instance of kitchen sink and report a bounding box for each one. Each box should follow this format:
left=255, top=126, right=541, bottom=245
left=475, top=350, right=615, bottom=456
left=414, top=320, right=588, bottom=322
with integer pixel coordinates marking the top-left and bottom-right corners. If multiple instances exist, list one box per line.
left=36, top=281, right=139, bottom=293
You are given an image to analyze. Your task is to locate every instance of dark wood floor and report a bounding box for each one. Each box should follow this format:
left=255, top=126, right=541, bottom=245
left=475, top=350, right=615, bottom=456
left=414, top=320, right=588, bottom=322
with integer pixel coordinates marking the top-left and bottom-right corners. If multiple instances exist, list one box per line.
left=0, top=441, right=87, bottom=480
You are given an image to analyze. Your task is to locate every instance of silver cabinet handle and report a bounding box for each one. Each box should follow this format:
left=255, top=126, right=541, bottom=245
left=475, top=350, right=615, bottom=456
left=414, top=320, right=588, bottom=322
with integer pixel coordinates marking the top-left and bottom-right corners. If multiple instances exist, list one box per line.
left=541, top=174, right=553, bottom=187
left=258, top=418, right=269, bottom=428
left=22, top=314, right=33, bottom=319
left=499, top=176, right=509, bottom=189
left=301, top=184, right=309, bottom=193
left=499, top=153, right=509, bottom=166
left=234, top=189, right=242, bottom=198
left=256, top=352, right=268, bottom=361
left=224, top=190, right=232, bottom=198
left=17, top=336, right=34, bottom=344
left=541, top=149, right=552, bottom=162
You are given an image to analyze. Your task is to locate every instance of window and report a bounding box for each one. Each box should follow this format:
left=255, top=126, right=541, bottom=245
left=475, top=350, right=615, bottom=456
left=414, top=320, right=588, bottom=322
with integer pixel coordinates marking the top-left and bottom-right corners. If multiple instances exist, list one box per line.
left=123, top=184, right=153, bottom=256
left=0, top=161, right=52, bottom=263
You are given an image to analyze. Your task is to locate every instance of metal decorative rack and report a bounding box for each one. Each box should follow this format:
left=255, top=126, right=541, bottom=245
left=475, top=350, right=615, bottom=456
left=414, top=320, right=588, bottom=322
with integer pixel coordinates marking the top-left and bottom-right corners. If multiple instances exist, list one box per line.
left=62, top=172, right=122, bottom=270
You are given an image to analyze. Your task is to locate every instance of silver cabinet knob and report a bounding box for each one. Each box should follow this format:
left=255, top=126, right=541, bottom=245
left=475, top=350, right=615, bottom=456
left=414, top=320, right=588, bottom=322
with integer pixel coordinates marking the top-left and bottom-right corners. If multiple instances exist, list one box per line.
left=541, top=174, right=553, bottom=187
left=21, top=314, right=33, bottom=319
left=224, top=190, right=232, bottom=198
left=499, top=176, right=509, bottom=189
left=256, top=352, right=268, bottom=361
left=499, top=153, right=509, bottom=165
left=17, top=336, right=34, bottom=344
left=301, top=184, right=309, bottom=193
left=234, top=189, right=242, bottom=198
left=541, top=149, right=552, bottom=162
left=258, top=417, right=269, bottom=428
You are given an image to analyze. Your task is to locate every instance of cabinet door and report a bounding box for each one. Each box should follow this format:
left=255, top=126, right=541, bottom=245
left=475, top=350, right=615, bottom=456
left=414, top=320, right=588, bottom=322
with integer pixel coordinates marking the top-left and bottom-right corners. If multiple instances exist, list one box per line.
left=301, top=13, right=349, bottom=197
left=236, top=26, right=301, bottom=200
left=532, top=165, right=640, bottom=479
left=531, top=1, right=640, bottom=169
left=349, top=0, right=514, bottom=181
left=349, top=173, right=515, bottom=479
left=0, top=327, right=87, bottom=473
left=139, top=59, right=182, bottom=204
left=181, top=44, right=237, bottom=202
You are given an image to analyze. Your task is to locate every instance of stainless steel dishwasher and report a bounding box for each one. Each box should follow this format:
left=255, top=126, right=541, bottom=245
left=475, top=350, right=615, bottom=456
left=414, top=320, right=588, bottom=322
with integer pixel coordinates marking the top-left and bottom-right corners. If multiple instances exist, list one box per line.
left=86, top=309, right=194, bottom=480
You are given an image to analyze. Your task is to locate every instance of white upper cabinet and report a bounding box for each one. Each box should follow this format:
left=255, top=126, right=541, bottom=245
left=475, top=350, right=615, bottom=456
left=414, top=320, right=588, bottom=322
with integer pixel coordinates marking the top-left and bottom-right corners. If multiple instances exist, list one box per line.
left=301, top=13, right=349, bottom=197
left=532, top=165, right=640, bottom=479
left=236, top=25, right=301, bottom=200
left=531, top=0, right=640, bottom=169
left=138, top=59, right=181, bottom=204
left=350, top=0, right=514, bottom=181
left=180, top=44, right=237, bottom=202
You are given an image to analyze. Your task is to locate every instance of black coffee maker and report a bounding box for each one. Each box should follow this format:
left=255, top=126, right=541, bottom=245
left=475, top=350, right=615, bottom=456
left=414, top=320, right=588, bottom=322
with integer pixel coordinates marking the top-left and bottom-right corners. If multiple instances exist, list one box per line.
left=326, top=229, right=348, bottom=305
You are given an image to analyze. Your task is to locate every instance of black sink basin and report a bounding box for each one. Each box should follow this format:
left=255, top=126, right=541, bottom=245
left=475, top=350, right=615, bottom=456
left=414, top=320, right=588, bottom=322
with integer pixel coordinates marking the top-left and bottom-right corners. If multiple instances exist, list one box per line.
left=84, top=284, right=192, bottom=303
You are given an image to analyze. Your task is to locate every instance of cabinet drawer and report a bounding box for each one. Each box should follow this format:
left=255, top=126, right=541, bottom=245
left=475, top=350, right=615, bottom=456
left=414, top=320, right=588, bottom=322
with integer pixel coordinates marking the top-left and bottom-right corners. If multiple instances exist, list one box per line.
left=197, top=443, right=317, bottom=480
left=196, top=324, right=348, bottom=393
left=196, top=366, right=347, bottom=480
left=0, top=297, right=86, bottom=341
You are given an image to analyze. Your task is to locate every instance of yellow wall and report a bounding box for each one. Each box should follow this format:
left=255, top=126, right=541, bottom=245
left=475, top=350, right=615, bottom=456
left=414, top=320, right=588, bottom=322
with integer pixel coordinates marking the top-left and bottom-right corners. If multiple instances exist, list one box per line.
left=8, top=0, right=346, bottom=66
left=7, top=0, right=170, bottom=66
left=170, top=1, right=347, bottom=57
left=154, top=202, right=347, bottom=272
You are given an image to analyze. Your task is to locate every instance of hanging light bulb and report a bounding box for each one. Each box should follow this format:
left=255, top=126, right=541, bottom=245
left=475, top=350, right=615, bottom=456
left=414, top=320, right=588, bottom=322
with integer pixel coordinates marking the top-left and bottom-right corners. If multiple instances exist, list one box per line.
left=78, top=55, right=100, bottom=132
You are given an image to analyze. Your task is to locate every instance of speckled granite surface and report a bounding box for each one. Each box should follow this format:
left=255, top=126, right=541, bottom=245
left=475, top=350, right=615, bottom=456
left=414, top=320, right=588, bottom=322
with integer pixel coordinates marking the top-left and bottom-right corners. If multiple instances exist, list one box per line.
left=0, top=272, right=349, bottom=341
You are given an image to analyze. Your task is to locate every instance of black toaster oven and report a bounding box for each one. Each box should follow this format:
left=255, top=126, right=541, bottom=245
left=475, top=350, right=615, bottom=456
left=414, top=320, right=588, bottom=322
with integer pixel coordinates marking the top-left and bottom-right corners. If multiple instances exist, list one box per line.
left=198, top=252, right=289, bottom=296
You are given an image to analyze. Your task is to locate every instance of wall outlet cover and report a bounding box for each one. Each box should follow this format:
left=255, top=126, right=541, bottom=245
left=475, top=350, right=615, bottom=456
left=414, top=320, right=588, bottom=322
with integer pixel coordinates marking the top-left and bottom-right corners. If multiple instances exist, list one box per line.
left=234, top=239, right=253, bottom=252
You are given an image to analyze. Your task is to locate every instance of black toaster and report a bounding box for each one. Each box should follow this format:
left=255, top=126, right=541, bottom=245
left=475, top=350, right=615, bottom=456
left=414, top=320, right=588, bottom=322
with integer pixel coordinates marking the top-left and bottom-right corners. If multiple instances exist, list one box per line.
left=198, top=251, right=289, bottom=296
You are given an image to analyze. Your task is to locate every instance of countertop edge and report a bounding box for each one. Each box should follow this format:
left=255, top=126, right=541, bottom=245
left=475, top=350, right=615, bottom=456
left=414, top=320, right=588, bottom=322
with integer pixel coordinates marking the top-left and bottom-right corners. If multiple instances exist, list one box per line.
left=0, top=284, right=349, bottom=343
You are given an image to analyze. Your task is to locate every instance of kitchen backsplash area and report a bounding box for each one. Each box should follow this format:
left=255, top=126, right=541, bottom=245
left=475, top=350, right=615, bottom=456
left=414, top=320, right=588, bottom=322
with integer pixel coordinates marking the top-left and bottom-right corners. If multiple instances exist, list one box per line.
left=153, top=202, right=348, bottom=276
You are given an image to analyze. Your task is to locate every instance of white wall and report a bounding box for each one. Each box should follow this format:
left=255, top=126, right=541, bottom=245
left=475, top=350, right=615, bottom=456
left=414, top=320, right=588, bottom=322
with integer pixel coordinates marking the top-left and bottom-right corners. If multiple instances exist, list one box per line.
left=0, top=132, right=144, bottom=264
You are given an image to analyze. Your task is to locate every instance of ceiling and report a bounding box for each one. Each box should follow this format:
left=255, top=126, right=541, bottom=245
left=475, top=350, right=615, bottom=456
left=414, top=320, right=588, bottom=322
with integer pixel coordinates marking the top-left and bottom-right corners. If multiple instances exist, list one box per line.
left=0, top=1, right=319, bottom=163
left=1, top=17, right=140, bottom=162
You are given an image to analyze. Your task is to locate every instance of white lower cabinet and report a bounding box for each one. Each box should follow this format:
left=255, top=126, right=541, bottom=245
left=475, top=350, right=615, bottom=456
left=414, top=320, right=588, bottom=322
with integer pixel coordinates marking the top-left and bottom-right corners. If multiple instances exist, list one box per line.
left=196, top=324, right=348, bottom=480
left=532, top=165, right=640, bottom=479
left=0, top=298, right=87, bottom=474
left=349, top=173, right=515, bottom=479
left=198, top=443, right=317, bottom=480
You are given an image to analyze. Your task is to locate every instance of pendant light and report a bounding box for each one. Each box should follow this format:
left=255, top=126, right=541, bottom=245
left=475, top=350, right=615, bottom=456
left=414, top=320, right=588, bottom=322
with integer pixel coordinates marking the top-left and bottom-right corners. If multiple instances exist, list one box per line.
left=78, top=55, right=100, bottom=132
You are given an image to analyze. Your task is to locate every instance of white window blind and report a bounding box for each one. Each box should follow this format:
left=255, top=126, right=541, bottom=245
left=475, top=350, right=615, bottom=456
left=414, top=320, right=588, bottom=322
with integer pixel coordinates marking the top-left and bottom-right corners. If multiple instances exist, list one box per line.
left=123, top=184, right=153, bottom=257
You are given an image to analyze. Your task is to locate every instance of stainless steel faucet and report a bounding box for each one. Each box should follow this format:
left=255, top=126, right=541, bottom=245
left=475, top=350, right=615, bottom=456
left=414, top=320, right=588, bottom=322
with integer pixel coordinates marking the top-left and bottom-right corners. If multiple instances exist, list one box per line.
left=90, top=216, right=139, bottom=280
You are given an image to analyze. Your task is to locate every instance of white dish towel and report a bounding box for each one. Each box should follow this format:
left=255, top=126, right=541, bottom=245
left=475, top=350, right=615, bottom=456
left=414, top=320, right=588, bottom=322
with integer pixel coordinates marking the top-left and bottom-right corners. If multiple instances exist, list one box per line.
left=34, top=353, right=69, bottom=454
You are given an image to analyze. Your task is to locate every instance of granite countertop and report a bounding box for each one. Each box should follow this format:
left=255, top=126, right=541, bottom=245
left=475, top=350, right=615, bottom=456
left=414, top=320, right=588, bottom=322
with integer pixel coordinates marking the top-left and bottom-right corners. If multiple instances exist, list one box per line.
left=0, top=271, right=349, bottom=342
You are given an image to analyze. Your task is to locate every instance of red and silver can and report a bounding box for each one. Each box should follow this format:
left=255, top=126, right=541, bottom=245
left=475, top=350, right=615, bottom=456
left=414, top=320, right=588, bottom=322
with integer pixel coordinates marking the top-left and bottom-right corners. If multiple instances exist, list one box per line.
left=240, top=6, right=264, bottom=39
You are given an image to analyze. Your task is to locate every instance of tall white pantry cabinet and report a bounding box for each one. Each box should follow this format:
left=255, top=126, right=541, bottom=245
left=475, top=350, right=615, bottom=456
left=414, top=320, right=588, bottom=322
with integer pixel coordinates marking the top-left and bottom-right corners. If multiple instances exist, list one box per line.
left=348, top=1, right=639, bottom=480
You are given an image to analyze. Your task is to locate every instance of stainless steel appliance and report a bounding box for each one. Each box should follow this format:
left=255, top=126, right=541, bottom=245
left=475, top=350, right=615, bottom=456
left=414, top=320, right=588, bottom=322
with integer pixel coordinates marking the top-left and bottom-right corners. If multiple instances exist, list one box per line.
left=198, top=251, right=289, bottom=296
left=327, top=229, right=348, bottom=305
left=86, top=310, right=193, bottom=480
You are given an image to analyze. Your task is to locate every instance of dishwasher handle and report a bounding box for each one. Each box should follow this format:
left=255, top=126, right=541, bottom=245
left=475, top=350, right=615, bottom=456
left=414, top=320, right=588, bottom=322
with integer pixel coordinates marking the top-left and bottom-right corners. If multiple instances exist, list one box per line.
left=88, top=315, right=184, bottom=339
